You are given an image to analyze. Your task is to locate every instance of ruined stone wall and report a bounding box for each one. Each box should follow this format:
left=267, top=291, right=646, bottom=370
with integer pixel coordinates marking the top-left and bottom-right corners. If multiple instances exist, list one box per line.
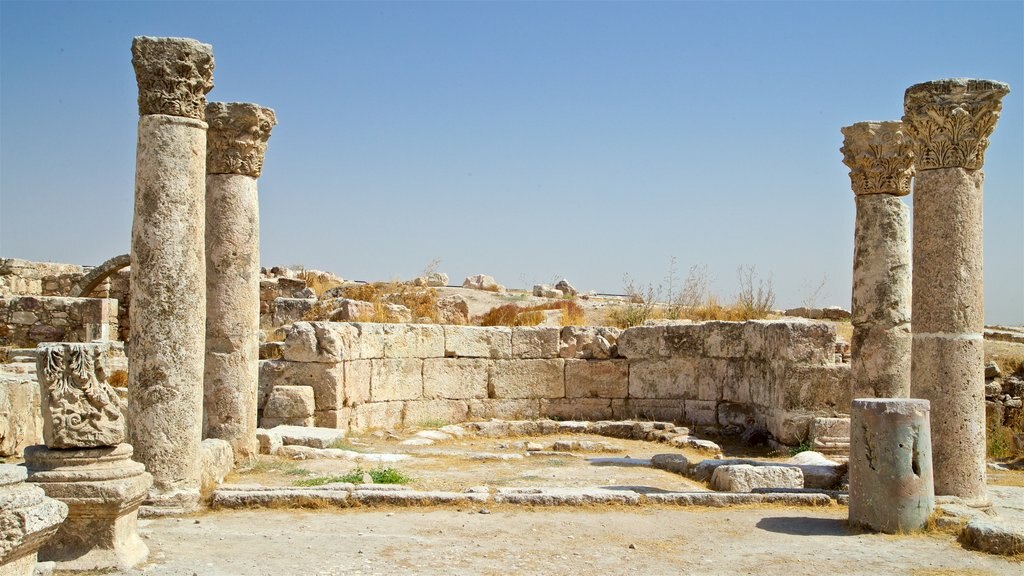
left=0, top=297, right=119, bottom=347
left=0, top=258, right=85, bottom=297
left=260, top=320, right=850, bottom=445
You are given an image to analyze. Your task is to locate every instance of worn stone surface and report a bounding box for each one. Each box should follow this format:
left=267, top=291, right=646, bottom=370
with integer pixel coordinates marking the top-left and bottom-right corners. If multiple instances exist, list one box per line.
left=204, top=116, right=266, bottom=462
left=959, top=517, right=1024, bottom=556
left=0, top=296, right=119, bottom=347
left=444, top=326, right=511, bottom=359
left=131, top=36, right=214, bottom=120
left=0, top=371, right=42, bottom=457
left=461, top=274, right=503, bottom=292
left=36, top=342, right=125, bottom=449
left=260, top=386, right=315, bottom=428
left=840, top=121, right=915, bottom=197
left=24, top=444, right=152, bottom=570
left=628, top=359, right=696, bottom=399
left=198, top=438, right=233, bottom=493
left=565, top=359, right=628, bottom=398
left=0, top=464, right=67, bottom=575
left=902, top=78, right=1010, bottom=171
left=489, top=359, right=564, bottom=399
left=422, top=358, right=488, bottom=400
left=512, top=327, right=560, bottom=359
left=205, top=102, right=276, bottom=177
left=403, top=400, right=469, bottom=428
left=129, top=101, right=208, bottom=514
left=258, top=360, right=343, bottom=412
left=710, top=465, right=803, bottom=493
left=383, top=324, right=444, bottom=359
left=849, top=399, right=934, bottom=533
left=911, top=335, right=986, bottom=502
left=370, top=359, right=423, bottom=402
left=268, top=425, right=346, bottom=449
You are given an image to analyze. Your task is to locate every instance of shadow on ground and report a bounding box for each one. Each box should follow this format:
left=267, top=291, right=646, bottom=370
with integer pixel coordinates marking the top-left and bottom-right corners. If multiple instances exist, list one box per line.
left=756, top=516, right=850, bottom=537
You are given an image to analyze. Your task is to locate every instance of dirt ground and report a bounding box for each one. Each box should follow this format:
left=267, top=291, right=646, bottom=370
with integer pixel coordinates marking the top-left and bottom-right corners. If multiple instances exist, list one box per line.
left=133, top=504, right=1021, bottom=576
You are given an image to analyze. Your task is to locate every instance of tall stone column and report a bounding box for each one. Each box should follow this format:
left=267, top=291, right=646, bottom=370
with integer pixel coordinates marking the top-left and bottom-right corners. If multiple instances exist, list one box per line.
left=128, top=36, right=214, bottom=514
left=903, top=78, right=1010, bottom=503
left=204, top=102, right=276, bottom=464
left=840, top=121, right=914, bottom=398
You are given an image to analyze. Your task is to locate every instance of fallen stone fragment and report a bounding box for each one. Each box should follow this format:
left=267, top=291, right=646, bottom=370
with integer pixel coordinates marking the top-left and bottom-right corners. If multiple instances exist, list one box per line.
left=711, top=465, right=804, bottom=492
left=270, top=425, right=346, bottom=449
left=650, top=454, right=690, bottom=475
left=959, top=517, right=1024, bottom=556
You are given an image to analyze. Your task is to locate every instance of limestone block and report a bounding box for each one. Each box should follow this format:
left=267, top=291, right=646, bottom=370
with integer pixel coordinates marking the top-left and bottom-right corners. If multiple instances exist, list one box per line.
left=762, top=321, right=836, bottom=364
left=315, top=408, right=351, bottom=429
left=282, top=322, right=349, bottom=363
left=0, top=372, right=42, bottom=457
left=422, top=358, right=488, bottom=400
left=746, top=360, right=774, bottom=408
left=349, top=402, right=404, bottom=432
left=849, top=399, right=934, bottom=533
left=650, top=453, right=690, bottom=475
left=255, top=428, right=282, bottom=455
left=270, top=425, right=346, bottom=449
left=444, top=326, right=511, bottom=359
left=370, top=359, right=423, bottom=402
left=542, top=398, right=613, bottom=421
left=257, top=360, right=343, bottom=412
left=911, top=334, right=986, bottom=500
left=711, top=464, right=803, bottom=492
left=960, top=518, right=1024, bottom=556
left=558, top=326, right=621, bottom=360
left=616, top=326, right=665, bottom=359
left=564, top=359, right=628, bottom=399
left=851, top=324, right=912, bottom=398
left=627, top=359, right=696, bottom=399
left=327, top=299, right=373, bottom=321
left=717, top=401, right=758, bottom=429
left=683, top=399, right=717, bottom=426
left=403, top=400, right=469, bottom=428
left=271, top=297, right=316, bottom=327
left=260, top=386, right=315, bottom=428
left=343, top=359, right=372, bottom=406
left=435, top=295, right=469, bottom=325
left=0, top=464, right=67, bottom=575
left=467, top=399, right=542, bottom=421
left=662, top=323, right=705, bottom=357
left=512, top=327, right=560, bottom=359
left=772, top=363, right=851, bottom=412
left=703, top=321, right=748, bottom=358
left=489, top=359, right=565, bottom=399
left=612, top=399, right=683, bottom=423
left=198, top=438, right=233, bottom=492
left=461, top=274, right=504, bottom=292
left=696, top=358, right=737, bottom=402
left=383, top=324, right=444, bottom=358
left=767, top=411, right=815, bottom=446
left=36, top=342, right=125, bottom=449
left=346, top=323, right=386, bottom=359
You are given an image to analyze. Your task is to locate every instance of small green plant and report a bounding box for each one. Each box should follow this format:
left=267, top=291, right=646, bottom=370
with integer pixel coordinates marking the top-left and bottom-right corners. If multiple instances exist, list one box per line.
left=788, top=440, right=814, bottom=457
left=417, top=418, right=448, bottom=429
left=334, top=466, right=413, bottom=485
left=606, top=274, right=660, bottom=328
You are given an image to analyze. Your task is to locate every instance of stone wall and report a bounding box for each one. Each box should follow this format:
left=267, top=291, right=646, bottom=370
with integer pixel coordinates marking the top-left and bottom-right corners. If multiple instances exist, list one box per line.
left=259, top=320, right=850, bottom=445
left=0, top=258, right=85, bottom=297
left=0, top=297, right=119, bottom=347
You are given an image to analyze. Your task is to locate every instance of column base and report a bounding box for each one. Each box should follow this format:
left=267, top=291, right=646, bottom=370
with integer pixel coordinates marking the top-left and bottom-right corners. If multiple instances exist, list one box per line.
left=0, top=464, right=67, bottom=576
left=24, top=444, right=152, bottom=573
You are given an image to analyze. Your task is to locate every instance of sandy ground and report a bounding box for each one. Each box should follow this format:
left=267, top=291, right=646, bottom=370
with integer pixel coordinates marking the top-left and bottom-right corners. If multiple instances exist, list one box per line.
left=133, top=505, right=1021, bottom=576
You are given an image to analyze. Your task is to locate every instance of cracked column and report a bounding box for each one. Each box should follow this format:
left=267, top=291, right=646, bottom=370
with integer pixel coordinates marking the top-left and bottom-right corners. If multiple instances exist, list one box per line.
left=841, top=121, right=914, bottom=399
left=129, top=36, right=214, bottom=514
left=903, top=78, right=1010, bottom=503
left=204, top=102, right=276, bottom=464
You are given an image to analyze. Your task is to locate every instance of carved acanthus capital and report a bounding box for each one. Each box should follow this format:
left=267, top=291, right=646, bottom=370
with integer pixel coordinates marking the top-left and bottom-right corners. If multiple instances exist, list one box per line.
left=131, top=36, right=214, bottom=120
left=206, top=102, right=277, bottom=177
left=902, top=78, right=1010, bottom=171
left=37, top=342, right=126, bottom=449
left=840, top=121, right=915, bottom=196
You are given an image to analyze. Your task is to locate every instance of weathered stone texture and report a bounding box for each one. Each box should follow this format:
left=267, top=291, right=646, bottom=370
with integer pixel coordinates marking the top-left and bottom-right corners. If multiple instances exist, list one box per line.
left=490, top=359, right=565, bottom=399
left=628, top=359, right=696, bottom=399
left=205, top=102, right=276, bottom=177
left=37, top=342, right=125, bottom=449
left=131, top=36, right=214, bottom=120
left=0, top=297, right=118, bottom=347
left=711, top=464, right=803, bottom=492
left=849, top=399, right=934, bottom=533
left=565, top=359, right=628, bottom=398
left=370, top=359, right=423, bottom=402
left=444, top=326, right=511, bottom=358
left=512, top=327, right=560, bottom=359
left=422, top=358, right=488, bottom=400
left=0, top=372, right=43, bottom=457
left=260, top=386, right=315, bottom=428
left=0, top=464, right=68, bottom=575
left=0, top=258, right=85, bottom=297
left=840, top=121, right=915, bottom=196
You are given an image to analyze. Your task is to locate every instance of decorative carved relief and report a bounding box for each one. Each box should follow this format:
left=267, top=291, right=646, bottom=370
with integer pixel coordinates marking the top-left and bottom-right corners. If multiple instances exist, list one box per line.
left=902, top=78, right=1010, bottom=171
left=841, top=121, right=915, bottom=196
left=131, top=36, right=214, bottom=120
left=37, top=343, right=125, bottom=448
left=206, top=102, right=277, bottom=177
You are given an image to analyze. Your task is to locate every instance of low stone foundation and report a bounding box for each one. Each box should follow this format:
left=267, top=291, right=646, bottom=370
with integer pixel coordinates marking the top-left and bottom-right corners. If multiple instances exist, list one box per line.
left=259, top=320, right=850, bottom=446
left=0, top=296, right=118, bottom=347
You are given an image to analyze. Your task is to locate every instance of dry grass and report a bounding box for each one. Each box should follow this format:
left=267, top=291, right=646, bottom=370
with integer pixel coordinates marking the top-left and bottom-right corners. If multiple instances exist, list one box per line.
left=302, top=282, right=440, bottom=324
left=297, top=269, right=344, bottom=297
left=985, top=340, right=1024, bottom=378
left=476, top=300, right=585, bottom=327
left=107, top=369, right=128, bottom=387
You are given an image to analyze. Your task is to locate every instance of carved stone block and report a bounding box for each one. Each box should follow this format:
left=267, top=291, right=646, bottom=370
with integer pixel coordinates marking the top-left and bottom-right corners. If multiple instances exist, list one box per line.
left=36, top=342, right=125, bottom=449
left=206, top=102, right=277, bottom=177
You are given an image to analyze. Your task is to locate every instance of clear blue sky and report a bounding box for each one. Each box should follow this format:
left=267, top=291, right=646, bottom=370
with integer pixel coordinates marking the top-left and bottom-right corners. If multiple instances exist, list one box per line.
left=2, top=1, right=1021, bottom=324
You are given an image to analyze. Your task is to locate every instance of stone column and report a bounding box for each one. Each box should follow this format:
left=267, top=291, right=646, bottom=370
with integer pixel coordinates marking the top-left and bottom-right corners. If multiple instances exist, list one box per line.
left=840, top=121, right=914, bottom=398
left=903, top=78, right=1010, bottom=503
left=0, top=465, right=67, bottom=576
left=128, top=36, right=214, bottom=514
left=204, top=102, right=276, bottom=464
left=849, top=398, right=934, bottom=533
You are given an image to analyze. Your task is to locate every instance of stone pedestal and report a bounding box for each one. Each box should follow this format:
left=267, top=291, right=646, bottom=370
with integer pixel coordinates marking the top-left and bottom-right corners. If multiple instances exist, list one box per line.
left=24, top=445, right=152, bottom=573
left=204, top=102, right=276, bottom=464
left=0, top=465, right=67, bottom=576
left=903, top=78, right=1010, bottom=504
left=129, top=36, right=214, bottom=513
left=849, top=398, right=933, bottom=534
left=840, top=121, right=914, bottom=399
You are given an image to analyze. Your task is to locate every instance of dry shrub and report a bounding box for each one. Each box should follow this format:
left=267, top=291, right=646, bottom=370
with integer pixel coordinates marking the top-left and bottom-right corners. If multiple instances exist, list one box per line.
left=303, top=282, right=439, bottom=324
left=606, top=276, right=660, bottom=328
left=107, top=370, right=128, bottom=387
left=476, top=300, right=583, bottom=327
left=297, top=269, right=344, bottom=297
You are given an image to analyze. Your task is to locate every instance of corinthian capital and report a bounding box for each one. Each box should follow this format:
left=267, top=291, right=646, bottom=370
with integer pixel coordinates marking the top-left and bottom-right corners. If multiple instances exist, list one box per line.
left=131, top=36, right=214, bottom=120
left=841, top=121, right=915, bottom=196
left=206, top=102, right=277, bottom=178
left=902, top=78, right=1010, bottom=171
